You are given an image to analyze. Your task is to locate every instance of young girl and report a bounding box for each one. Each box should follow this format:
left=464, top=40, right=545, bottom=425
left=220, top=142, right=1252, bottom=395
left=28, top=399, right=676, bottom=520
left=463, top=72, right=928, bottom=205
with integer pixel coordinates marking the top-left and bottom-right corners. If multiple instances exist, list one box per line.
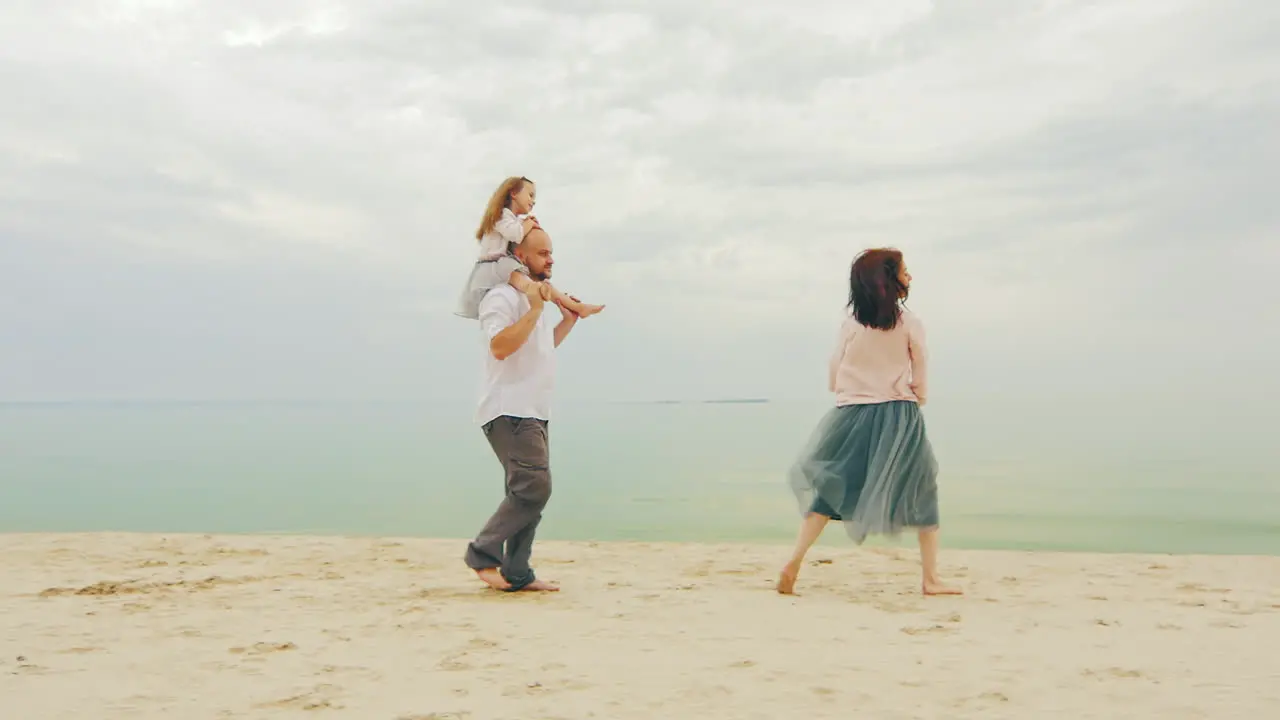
left=778, top=248, right=961, bottom=597
left=454, top=176, right=605, bottom=320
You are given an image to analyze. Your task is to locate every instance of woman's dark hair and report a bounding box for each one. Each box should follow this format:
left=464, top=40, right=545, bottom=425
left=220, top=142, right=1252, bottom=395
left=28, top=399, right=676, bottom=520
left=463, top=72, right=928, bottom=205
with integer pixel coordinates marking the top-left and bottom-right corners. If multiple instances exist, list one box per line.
left=848, top=248, right=908, bottom=330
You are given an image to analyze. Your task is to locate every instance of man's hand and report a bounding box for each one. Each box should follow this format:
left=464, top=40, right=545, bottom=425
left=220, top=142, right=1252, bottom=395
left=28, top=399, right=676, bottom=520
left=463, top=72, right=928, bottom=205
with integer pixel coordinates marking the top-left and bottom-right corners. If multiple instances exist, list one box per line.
left=560, top=295, right=583, bottom=320
left=553, top=293, right=580, bottom=347
left=524, top=281, right=546, bottom=310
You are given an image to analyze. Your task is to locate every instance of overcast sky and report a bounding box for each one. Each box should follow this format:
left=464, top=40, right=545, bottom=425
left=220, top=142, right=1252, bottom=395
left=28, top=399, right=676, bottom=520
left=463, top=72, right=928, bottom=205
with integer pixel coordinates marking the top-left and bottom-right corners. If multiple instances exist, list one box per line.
left=1, top=0, right=1276, bottom=405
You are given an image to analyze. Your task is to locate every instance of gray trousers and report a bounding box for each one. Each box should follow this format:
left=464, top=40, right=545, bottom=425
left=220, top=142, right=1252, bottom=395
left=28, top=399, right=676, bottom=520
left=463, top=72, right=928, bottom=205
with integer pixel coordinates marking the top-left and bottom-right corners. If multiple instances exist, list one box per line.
left=464, top=416, right=551, bottom=590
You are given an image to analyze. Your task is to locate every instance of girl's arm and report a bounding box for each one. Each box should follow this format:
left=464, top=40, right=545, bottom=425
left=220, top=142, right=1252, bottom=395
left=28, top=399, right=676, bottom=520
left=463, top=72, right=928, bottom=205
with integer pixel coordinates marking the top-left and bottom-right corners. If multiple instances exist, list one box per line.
left=493, top=211, right=526, bottom=247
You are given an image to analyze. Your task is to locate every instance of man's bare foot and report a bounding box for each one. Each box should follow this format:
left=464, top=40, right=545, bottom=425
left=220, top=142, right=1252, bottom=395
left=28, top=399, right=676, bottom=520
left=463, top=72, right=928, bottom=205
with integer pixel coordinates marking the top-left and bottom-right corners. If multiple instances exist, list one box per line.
left=518, top=579, right=560, bottom=592
left=922, top=579, right=963, bottom=596
left=776, top=562, right=800, bottom=595
left=475, top=568, right=510, bottom=591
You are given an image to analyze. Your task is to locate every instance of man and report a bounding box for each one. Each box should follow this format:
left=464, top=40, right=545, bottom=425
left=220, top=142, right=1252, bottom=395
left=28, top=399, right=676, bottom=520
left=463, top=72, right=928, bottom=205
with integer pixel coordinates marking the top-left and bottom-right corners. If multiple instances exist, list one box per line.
left=465, top=227, right=582, bottom=592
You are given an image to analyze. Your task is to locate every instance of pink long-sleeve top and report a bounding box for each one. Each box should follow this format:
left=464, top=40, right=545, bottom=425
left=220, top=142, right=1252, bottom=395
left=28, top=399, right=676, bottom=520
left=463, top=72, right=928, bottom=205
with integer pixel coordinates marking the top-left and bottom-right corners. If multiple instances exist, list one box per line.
left=828, top=309, right=929, bottom=407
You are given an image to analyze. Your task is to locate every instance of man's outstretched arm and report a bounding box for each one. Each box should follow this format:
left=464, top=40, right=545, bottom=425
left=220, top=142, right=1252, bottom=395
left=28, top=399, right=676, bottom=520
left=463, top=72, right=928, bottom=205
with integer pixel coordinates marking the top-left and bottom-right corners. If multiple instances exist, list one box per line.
left=553, top=314, right=576, bottom=347
left=553, top=295, right=582, bottom=347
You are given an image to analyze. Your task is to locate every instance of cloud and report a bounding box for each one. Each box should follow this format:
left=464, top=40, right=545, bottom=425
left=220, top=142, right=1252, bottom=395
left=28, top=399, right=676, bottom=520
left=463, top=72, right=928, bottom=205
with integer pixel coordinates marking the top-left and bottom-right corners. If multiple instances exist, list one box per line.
left=1, top=0, right=1276, bottom=403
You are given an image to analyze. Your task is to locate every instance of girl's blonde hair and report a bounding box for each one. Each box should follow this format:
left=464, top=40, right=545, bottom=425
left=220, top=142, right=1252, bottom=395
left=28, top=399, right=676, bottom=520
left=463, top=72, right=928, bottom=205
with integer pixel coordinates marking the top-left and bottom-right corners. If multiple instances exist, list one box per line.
left=475, top=176, right=533, bottom=241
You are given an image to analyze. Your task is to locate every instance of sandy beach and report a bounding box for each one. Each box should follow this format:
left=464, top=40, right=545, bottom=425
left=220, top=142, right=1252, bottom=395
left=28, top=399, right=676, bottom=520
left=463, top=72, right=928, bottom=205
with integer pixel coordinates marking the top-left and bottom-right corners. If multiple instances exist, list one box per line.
left=2, top=533, right=1278, bottom=719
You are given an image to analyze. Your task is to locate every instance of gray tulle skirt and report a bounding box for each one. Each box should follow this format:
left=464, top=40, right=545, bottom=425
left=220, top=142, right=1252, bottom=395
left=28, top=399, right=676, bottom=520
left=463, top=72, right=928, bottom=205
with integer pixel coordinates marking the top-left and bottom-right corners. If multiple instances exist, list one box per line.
left=454, top=254, right=528, bottom=319
left=788, top=400, right=940, bottom=544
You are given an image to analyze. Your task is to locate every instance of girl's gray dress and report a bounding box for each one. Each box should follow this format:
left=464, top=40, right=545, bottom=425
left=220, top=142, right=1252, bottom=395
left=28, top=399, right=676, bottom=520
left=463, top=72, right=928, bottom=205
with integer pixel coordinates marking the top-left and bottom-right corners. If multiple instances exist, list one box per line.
left=454, top=250, right=528, bottom=319
left=788, top=399, right=940, bottom=544
left=456, top=208, right=532, bottom=319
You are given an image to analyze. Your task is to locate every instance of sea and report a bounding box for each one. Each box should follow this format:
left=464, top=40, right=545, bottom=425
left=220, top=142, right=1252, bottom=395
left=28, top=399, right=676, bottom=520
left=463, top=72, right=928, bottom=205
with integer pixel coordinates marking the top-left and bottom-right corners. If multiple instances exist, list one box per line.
left=1, top=396, right=1277, bottom=555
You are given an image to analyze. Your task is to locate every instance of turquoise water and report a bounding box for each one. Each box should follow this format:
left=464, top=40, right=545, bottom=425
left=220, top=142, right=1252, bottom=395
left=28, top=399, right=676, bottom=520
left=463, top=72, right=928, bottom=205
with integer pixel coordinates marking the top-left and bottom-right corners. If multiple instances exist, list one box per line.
left=1, top=399, right=1277, bottom=555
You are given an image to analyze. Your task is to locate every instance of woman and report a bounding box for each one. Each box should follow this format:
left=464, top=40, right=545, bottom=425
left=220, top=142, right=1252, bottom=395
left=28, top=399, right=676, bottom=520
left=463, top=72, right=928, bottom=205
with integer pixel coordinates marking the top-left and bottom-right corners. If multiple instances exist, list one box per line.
left=778, top=248, right=961, bottom=596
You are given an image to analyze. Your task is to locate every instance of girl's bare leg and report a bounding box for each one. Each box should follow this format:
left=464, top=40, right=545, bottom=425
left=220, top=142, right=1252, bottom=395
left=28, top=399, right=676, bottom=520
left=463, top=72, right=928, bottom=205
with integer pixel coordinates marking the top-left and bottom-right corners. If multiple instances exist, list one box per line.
left=543, top=281, right=604, bottom=318
left=918, top=527, right=962, bottom=596
left=777, top=512, right=829, bottom=594
left=506, top=273, right=602, bottom=317
left=507, top=270, right=537, bottom=294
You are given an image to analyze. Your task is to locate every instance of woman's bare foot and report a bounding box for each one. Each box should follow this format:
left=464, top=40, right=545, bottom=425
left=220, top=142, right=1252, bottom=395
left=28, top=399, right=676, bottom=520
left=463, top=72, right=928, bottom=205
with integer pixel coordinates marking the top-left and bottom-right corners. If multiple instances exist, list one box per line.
left=475, top=568, right=511, bottom=591
left=776, top=562, right=800, bottom=595
left=518, top=579, right=560, bottom=592
left=922, top=578, right=963, bottom=596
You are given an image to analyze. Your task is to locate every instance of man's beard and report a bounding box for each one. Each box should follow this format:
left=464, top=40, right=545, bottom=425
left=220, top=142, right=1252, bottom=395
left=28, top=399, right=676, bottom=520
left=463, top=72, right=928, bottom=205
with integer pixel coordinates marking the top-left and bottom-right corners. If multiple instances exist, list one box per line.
left=529, top=271, right=549, bottom=282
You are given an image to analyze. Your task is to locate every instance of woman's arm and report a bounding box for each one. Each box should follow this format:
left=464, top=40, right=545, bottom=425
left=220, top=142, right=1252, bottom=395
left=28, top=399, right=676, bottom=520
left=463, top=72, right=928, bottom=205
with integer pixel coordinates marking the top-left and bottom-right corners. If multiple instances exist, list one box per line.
left=828, top=319, right=852, bottom=393
left=907, top=314, right=929, bottom=406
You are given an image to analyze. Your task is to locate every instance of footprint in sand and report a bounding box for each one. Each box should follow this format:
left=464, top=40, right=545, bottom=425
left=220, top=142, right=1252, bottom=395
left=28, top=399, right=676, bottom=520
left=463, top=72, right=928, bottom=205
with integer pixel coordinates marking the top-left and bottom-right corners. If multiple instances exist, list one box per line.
left=209, top=547, right=268, bottom=557
left=964, top=691, right=1010, bottom=705
left=711, top=562, right=766, bottom=577
left=255, top=684, right=342, bottom=711
left=1178, top=582, right=1231, bottom=594
left=230, top=642, right=297, bottom=655
left=1222, top=600, right=1263, bottom=616
left=437, top=654, right=472, bottom=671
left=56, top=647, right=103, bottom=655
left=900, top=624, right=954, bottom=636
left=812, top=686, right=837, bottom=699
left=1082, top=667, right=1145, bottom=680
left=953, top=689, right=1010, bottom=708
left=501, top=682, right=545, bottom=698
left=875, top=599, right=924, bottom=614
left=10, top=657, right=48, bottom=675
left=684, top=563, right=713, bottom=578
left=41, top=575, right=263, bottom=598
